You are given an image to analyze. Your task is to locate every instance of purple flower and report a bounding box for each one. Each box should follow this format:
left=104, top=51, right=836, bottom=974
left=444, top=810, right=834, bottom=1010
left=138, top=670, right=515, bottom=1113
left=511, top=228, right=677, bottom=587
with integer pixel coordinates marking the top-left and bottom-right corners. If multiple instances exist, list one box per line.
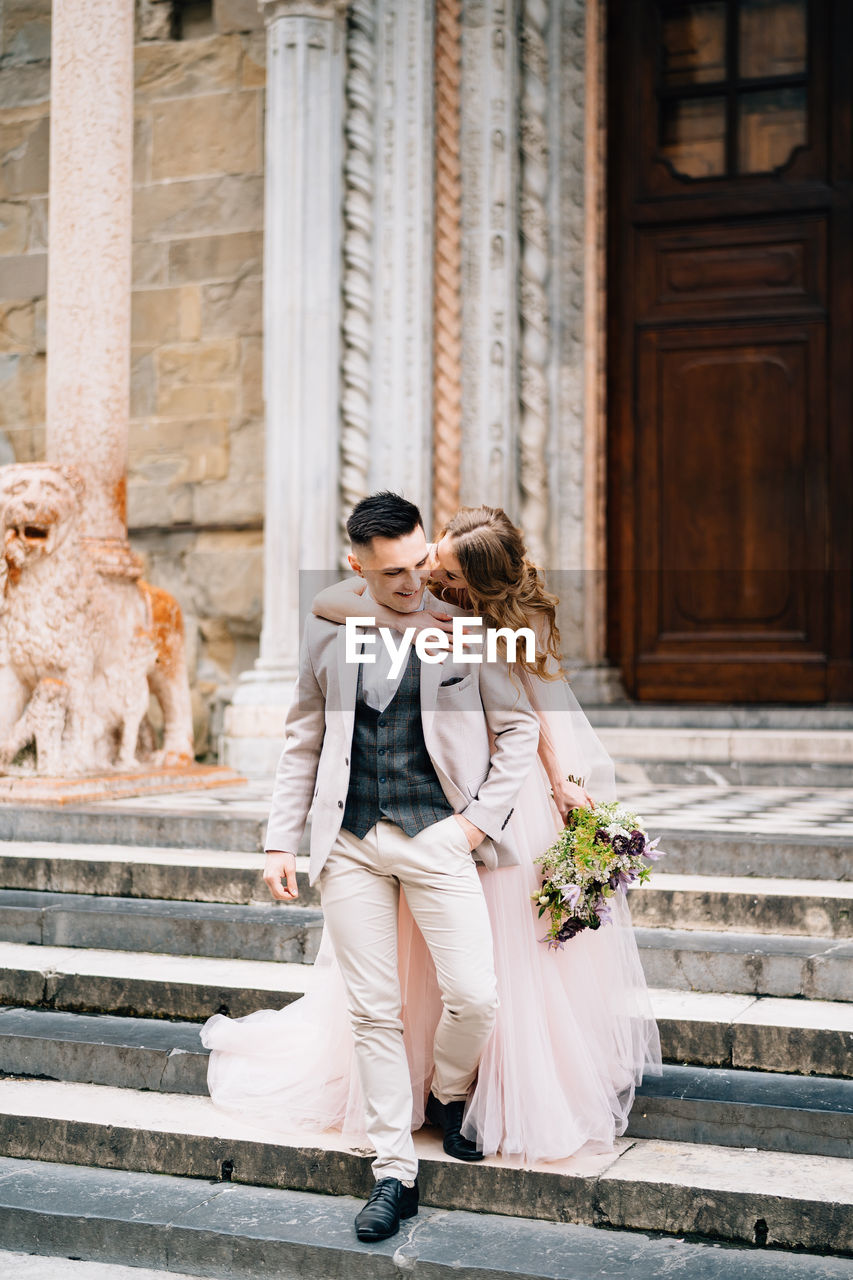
left=593, top=897, right=613, bottom=926
left=644, top=836, right=666, bottom=862
left=611, top=834, right=630, bottom=855
left=556, top=917, right=586, bottom=943
left=593, top=828, right=610, bottom=846
left=628, top=830, right=645, bottom=856
left=560, top=883, right=583, bottom=911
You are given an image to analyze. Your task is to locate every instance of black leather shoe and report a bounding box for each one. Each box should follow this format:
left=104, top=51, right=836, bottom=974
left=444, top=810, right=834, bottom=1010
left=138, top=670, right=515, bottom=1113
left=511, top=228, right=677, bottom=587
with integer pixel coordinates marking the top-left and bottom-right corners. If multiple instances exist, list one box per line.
left=425, top=1092, right=484, bottom=1161
left=354, top=1177, right=419, bottom=1242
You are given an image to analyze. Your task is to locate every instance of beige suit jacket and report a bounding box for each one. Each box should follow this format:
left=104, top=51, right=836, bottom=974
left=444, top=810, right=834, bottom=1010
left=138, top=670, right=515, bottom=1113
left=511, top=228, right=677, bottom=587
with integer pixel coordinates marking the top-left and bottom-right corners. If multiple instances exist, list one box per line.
left=264, top=602, right=541, bottom=884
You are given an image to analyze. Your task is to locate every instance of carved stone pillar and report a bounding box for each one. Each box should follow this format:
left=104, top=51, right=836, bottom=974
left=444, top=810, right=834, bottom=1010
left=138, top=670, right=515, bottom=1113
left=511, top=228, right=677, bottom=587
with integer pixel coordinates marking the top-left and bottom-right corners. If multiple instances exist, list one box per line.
left=370, top=0, right=434, bottom=513
left=222, top=0, right=347, bottom=775
left=552, top=0, right=623, bottom=699
left=459, top=0, right=520, bottom=516
left=45, top=0, right=136, bottom=571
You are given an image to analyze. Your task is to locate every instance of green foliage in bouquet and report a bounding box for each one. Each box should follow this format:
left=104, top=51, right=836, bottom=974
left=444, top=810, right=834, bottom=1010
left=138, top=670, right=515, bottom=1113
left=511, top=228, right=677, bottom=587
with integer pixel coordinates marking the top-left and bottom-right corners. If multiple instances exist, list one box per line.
left=533, top=798, right=664, bottom=947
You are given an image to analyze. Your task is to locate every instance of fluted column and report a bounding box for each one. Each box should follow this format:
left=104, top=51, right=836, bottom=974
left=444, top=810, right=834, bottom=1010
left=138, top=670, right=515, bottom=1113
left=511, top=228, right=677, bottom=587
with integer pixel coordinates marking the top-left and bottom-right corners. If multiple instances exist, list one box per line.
left=46, top=0, right=138, bottom=575
left=223, top=0, right=346, bottom=775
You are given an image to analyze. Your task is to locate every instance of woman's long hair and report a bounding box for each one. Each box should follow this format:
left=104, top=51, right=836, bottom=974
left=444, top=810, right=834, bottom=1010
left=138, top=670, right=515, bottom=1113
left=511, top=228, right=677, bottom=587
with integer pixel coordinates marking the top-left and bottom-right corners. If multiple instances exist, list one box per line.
left=434, top=506, right=563, bottom=681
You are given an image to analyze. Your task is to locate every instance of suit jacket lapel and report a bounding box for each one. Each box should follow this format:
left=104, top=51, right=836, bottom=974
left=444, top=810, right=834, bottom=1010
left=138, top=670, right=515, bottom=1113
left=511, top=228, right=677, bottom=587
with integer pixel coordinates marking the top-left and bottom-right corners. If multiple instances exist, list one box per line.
left=335, top=625, right=358, bottom=744
left=419, top=646, right=443, bottom=746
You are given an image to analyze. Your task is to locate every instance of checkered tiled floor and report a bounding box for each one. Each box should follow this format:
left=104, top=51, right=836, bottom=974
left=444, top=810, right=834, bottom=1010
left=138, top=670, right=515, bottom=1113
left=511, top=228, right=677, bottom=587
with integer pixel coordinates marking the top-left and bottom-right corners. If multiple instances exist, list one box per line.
left=618, top=783, right=853, bottom=836
left=100, top=779, right=853, bottom=838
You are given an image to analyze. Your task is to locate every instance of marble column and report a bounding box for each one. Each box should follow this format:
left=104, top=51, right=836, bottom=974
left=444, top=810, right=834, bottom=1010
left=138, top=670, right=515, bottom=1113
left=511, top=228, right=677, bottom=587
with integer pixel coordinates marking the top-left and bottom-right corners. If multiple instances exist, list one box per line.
left=45, top=0, right=137, bottom=572
left=223, top=0, right=347, bottom=775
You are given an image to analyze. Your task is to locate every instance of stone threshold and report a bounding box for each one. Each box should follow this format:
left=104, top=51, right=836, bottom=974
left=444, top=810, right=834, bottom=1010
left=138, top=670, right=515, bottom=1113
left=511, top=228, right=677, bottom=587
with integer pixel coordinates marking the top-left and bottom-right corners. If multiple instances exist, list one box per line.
left=0, top=766, right=247, bottom=807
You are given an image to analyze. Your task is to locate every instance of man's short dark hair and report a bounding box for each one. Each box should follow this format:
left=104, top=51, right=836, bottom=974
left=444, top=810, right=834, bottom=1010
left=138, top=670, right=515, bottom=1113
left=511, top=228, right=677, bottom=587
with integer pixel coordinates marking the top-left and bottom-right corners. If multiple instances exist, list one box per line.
left=346, top=491, right=424, bottom=549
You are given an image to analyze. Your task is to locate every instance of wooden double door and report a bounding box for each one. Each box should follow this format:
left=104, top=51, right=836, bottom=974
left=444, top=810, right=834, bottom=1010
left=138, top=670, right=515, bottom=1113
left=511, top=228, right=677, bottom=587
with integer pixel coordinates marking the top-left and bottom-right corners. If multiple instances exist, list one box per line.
left=607, top=0, right=853, bottom=701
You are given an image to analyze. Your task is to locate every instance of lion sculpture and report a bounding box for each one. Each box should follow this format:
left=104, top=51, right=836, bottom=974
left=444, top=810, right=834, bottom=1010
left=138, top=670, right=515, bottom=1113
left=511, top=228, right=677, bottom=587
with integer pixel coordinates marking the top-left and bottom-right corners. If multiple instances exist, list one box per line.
left=0, top=462, right=194, bottom=776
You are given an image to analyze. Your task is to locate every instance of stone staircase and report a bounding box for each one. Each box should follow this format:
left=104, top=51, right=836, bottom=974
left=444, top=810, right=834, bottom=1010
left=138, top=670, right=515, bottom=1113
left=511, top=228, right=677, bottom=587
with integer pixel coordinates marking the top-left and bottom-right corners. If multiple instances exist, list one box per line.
left=0, top=788, right=850, bottom=1276
left=587, top=703, right=853, bottom=787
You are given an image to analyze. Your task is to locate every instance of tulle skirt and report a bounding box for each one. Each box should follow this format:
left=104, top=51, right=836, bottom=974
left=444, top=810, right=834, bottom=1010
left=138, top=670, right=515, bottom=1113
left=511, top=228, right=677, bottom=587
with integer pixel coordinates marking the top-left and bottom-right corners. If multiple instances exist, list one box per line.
left=200, top=756, right=662, bottom=1165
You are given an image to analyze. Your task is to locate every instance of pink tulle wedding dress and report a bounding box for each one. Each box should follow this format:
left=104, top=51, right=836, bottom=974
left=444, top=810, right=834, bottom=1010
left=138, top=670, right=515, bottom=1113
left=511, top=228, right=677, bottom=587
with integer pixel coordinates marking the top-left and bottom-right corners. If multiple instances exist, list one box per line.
left=200, top=663, right=662, bottom=1164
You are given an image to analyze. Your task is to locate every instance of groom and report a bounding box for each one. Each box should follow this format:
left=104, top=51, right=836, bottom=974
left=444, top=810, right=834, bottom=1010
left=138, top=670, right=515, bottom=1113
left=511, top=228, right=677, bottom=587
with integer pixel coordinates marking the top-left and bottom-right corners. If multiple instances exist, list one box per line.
left=263, top=492, right=539, bottom=1242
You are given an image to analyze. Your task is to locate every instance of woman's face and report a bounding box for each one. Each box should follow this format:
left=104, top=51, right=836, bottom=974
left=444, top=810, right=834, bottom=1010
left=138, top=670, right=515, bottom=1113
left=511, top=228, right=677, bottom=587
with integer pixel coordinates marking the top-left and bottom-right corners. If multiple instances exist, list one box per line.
left=430, top=534, right=467, bottom=590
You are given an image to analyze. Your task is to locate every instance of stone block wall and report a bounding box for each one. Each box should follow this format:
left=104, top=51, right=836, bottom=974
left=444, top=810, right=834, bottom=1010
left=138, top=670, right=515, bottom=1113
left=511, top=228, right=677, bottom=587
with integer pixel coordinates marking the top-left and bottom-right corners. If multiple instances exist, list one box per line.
left=0, top=0, right=267, bottom=755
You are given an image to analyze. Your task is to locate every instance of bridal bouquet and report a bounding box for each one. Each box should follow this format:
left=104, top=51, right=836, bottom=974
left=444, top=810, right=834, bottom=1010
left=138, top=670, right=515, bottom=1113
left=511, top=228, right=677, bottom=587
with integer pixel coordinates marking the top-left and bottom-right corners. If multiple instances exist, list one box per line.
left=533, top=789, right=665, bottom=948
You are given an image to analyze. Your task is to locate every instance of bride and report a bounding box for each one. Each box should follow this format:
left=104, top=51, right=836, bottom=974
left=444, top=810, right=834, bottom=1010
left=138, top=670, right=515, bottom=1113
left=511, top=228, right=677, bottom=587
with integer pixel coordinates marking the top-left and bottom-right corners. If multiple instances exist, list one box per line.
left=200, top=504, right=661, bottom=1163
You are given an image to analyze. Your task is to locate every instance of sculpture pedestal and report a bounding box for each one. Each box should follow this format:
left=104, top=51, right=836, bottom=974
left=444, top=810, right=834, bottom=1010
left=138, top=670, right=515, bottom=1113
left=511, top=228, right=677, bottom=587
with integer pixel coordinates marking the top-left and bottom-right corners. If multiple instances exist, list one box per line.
left=0, top=763, right=245, bottom=807
left=220, top=670, right=294, bottom=778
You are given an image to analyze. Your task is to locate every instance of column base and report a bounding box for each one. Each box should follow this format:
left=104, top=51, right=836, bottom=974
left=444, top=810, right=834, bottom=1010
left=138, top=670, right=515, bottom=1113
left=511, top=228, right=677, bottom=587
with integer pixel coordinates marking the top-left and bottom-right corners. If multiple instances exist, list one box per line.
left=563, top=661, right=628, bottom=705
left=219, top=667, right=296, bottom=777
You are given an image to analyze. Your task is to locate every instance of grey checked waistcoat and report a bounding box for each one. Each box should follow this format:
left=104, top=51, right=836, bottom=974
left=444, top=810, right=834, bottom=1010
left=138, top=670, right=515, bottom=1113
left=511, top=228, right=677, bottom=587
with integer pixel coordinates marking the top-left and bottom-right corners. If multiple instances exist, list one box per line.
left=342, top=645, right=454, bottom=839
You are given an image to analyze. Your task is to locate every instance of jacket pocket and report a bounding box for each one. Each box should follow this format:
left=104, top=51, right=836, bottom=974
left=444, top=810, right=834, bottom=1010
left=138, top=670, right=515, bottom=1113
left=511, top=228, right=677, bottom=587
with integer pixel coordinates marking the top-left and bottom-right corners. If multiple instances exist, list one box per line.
left=436, top=672, right=474, bottom=696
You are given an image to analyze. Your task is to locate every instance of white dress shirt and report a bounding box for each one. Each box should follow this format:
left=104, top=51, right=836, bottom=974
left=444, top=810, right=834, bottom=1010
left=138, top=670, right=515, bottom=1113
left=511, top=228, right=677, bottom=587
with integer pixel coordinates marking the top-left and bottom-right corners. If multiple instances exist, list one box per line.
left=359, top=586, right=435, bottom=712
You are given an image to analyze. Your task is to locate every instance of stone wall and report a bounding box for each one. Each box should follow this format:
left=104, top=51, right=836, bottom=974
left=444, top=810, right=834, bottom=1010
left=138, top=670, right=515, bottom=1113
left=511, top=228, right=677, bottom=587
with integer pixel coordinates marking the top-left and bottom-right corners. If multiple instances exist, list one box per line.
left=0, top=0, right=267, bottom=755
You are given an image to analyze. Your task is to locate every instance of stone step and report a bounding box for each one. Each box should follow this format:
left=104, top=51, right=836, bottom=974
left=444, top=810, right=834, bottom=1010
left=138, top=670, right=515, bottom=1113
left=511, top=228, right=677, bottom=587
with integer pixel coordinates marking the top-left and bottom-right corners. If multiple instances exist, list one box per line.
left=634, top=872, right=853, bottom=938
left=654, top=988, right=853, bottom=1078
left=1, top=883, right=846, bottom=1002
left=0, top=940, right=308, bottom=1022
left=588, top=705, right=853, bottom=730
left=0, top=1006, right=848, bottom=1160
left=635, top=927, right=853, bottom=1001
left=0, top=1251, right=211, bottom=1280
left=629, top=1063, right=853, bottom=1160
left=0, top=805, right=269, bottom=852
left=0, top=889, right=324, bottom=962
left=0, top=841, right=319, bottom=904
left=602, top=726, right=853, bottom=787
left=601, top=726, right=853, bottom=765
left=0, top=1081, right=850, bottom=1254
left=647, top=830, right=853, bottom=882
left=616, top=760, right=853, bottom=786
left=0, top=1006, right=210, bottom=1095
left=4, top=829, right=852, bottom=908
left=0, top=934, right=848, bottom=1074
left=3, top=1158, right=850, bottom=1280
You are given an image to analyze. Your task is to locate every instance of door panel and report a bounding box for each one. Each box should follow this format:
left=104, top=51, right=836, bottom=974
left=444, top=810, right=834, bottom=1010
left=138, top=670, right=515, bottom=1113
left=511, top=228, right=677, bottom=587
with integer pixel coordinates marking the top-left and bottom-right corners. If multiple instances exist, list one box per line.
left=607, top=0, right=851, bottom=701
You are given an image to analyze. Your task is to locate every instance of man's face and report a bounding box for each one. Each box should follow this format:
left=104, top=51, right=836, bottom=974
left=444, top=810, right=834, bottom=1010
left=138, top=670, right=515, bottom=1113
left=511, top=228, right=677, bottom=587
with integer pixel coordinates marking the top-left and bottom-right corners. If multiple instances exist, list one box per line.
left=348, top=526, right=431, bottom=613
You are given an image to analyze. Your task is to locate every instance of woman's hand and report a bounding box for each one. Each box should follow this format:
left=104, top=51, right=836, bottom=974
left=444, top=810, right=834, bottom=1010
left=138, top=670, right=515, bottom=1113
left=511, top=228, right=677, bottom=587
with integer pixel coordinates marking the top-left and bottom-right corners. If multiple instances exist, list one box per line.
left=551, top=778, right=596, bottom=825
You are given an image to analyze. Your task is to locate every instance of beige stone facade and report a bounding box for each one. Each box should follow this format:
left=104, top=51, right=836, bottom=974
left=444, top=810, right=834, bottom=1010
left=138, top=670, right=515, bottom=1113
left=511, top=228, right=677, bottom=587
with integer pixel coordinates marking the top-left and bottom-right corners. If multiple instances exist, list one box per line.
left=1, top=0, right=608, bottom=763
left=0, top=1, right=267, bottom=754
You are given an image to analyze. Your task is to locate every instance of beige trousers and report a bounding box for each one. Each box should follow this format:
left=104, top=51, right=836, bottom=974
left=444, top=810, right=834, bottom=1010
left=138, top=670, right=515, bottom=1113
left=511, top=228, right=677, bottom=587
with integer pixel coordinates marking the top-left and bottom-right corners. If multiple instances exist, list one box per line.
left=317, top=815, right=498, bottom=1182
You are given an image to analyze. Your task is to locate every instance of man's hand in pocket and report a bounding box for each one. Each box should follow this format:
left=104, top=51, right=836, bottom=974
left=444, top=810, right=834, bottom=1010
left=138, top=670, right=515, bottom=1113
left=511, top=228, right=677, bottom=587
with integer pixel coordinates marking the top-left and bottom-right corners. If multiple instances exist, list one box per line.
left=454, top=814, right=485, bottom=852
